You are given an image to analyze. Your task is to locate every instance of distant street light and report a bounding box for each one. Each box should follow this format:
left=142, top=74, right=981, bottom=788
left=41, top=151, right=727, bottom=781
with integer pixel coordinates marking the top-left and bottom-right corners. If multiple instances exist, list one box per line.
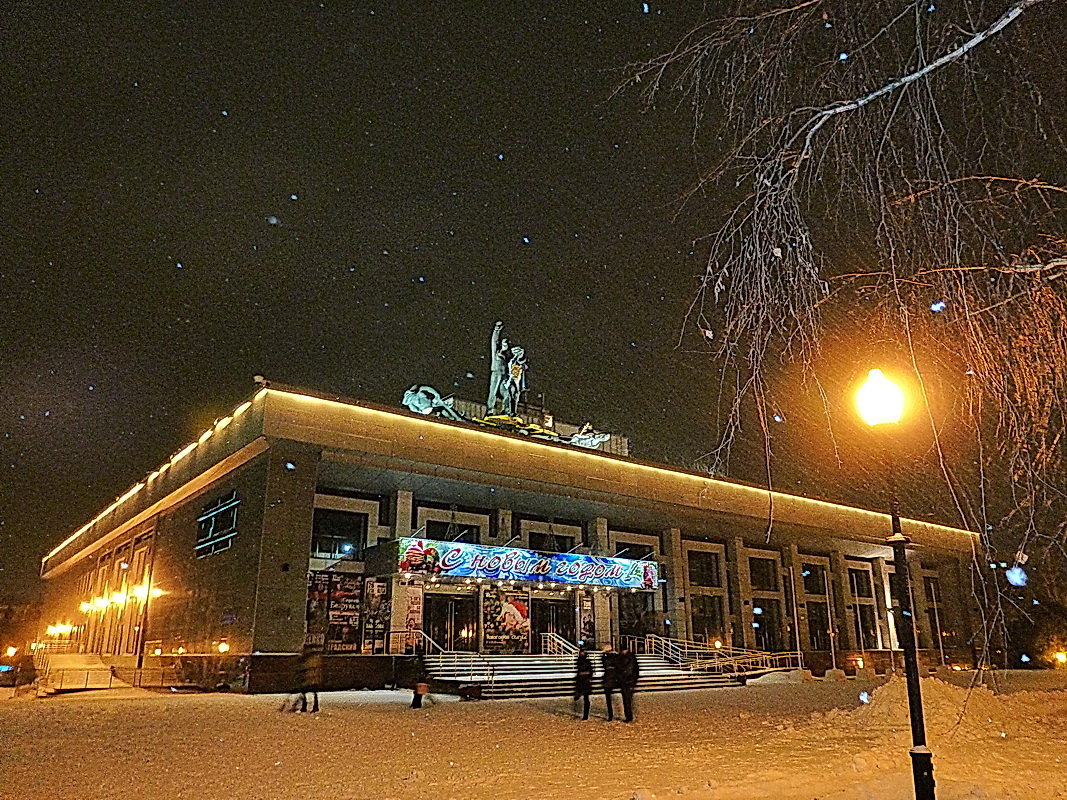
left=855, top=368, right=936, bottom=800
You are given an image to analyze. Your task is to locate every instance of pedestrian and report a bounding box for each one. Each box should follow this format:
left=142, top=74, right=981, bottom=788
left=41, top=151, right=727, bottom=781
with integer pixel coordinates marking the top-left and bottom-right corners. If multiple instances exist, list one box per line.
left=411, top=659, right=432, bottom=709
left=296, top=651, right=321, bottom=713
left=574, top=648, right=594, bottom=720
left=618, top=643, right=640, bottom=723
left=601, top=644, right=620, bottom=721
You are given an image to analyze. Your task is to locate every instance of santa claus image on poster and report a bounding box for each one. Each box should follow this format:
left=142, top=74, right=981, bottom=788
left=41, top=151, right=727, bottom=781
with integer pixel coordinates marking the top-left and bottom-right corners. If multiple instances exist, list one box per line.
left=399, top=540, right=441, bottom=574
left=499, top=596, right=529, bottom=635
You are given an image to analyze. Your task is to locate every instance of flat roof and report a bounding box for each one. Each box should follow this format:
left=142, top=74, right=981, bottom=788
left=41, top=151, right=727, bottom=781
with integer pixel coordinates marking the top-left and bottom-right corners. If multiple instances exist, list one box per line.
left=42, top=381, right=978, bottom=576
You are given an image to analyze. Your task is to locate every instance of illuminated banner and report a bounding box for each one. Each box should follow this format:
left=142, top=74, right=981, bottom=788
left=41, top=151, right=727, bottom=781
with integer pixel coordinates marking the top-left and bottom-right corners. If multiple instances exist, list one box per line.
left=396, top=538, right=658, bottom=589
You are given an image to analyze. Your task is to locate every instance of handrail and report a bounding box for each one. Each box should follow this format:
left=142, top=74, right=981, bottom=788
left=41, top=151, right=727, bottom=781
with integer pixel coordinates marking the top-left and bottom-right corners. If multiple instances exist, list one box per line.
left=688, top=651, right=803, bottom=675
left=386, top=629, right=446, bottom=655
left=540, top=632, right=579, bottom=655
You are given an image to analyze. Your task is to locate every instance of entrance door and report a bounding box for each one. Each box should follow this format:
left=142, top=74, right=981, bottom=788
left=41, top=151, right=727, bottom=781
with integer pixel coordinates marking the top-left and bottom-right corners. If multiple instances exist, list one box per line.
left=619, top=591, right=657, bottom=638
left=530, top=598, right=577, bottom=652
left=423, top=593, right=478, bottom=651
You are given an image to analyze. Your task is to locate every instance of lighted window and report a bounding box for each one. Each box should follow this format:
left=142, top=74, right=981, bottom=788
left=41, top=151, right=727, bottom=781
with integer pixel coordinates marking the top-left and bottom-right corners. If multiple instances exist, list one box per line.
left=195, top=491, right=239, bottom=557
left=312, top=509, right=368, bottom=560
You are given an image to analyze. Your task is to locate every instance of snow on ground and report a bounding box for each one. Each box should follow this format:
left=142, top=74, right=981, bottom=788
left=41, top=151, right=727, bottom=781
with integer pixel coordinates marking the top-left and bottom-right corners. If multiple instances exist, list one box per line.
left=4, top=675, right=1067, bottom=800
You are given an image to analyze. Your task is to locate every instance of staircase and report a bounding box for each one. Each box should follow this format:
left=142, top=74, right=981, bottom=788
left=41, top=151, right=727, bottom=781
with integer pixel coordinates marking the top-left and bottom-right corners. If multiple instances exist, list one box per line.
left=422, top=651, right=743, bottom=699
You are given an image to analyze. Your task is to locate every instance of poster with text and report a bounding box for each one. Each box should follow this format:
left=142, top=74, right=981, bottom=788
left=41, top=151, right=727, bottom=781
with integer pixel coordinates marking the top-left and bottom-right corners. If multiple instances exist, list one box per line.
left=482, top=589, right=531, bottom=653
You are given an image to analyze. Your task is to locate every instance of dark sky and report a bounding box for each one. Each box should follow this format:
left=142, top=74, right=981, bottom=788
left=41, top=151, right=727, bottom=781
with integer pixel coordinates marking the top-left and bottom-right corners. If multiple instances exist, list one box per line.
left=1, top=3, right=729, bottom=597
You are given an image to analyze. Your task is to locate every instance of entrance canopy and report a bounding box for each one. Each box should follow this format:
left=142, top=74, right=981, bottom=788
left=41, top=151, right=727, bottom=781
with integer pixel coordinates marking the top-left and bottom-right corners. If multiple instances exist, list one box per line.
left=366, top=537, right=659, bottom=590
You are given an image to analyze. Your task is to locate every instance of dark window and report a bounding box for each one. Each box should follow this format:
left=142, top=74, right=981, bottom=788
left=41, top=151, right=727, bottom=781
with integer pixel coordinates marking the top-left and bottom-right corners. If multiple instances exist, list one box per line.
left=807, top=602, right=831, bottom=650
left=854, top=605, right=879, bottom=650
left=312, top=509, right=368, bottom=559
left=752, top=599, right=783, bottom=651
left=924, top=576, right=940, bottom=603
left=749, top=557, right=779, bottom=592
left=196, top=491, right=239, bottom=557
left=801, top=563, right=827, bottom=595
left=425, top=519, right=479, bottom=543
left=690, top=594, right=726, bottom=642
left=688, top=551, right=722, bottom=588
left=619, top=543, right=655, bottom=560
left=848, top=568, right=874, bottom=598
left=528, top=531, right=575, bottom=553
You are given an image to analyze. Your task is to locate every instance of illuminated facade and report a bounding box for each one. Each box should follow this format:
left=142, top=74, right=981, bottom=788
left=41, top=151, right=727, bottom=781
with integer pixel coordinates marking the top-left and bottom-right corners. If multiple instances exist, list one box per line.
left=39, top=382, right=979, bottom=688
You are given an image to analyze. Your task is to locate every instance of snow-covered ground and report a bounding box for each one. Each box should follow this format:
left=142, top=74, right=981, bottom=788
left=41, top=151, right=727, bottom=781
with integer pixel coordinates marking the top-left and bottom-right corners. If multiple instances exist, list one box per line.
left=4, top=674, right=1067, bottom=799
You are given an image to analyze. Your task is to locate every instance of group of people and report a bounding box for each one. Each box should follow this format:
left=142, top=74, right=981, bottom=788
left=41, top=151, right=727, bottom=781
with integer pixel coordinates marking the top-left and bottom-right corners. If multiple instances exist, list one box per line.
left=575, top=643, right=639, bottom=722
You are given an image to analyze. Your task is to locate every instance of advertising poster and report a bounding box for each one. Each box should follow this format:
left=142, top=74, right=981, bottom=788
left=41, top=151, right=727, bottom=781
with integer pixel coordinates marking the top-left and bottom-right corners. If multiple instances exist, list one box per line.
left=397, top=537, right=658, bottom=589
left=405, top=587, right=424, bottom=648
left=362, top=578, right=390, bottom=654
left=327, top=574, right=362, bottom=652
left=304, top=571, right=331, bottom=647
left=578, top=593, right=595, bottom=646
left=482, top=589, right=531, bottom=653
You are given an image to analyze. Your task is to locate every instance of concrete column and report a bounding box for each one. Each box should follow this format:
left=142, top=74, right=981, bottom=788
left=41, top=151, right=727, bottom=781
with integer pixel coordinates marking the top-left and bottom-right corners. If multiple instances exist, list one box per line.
left=593, top=591, right=613, bottom=647
left=783, top=544, right=807, bottom=654
left=391, top=490, right=414, bottom=538
left=490, top=508, right=512, bottom=544
left=871, top=556, right=893, bottom=650
left=661, top=527, right=689, bottom=640
left=585, top=517, right=609, bottom=556
left=252, top=445, right=321, bottom=654
left=829, top=551, right=857, bottom=651
left=726, top=537, right=754, bottom=649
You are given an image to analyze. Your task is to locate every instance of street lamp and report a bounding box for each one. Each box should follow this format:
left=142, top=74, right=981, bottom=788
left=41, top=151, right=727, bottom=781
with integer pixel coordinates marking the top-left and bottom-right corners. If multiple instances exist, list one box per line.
left=855, top=368, right=935, bottom=800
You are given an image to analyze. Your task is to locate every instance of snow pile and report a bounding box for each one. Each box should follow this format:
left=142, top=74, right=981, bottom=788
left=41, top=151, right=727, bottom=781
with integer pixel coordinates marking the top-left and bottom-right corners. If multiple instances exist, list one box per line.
left=849, top=676, right=1049, bottom=743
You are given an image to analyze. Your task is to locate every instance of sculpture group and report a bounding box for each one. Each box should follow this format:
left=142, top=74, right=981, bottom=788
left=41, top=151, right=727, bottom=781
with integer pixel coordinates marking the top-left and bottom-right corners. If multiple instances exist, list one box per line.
left=401, top=321, right=609, bottom=450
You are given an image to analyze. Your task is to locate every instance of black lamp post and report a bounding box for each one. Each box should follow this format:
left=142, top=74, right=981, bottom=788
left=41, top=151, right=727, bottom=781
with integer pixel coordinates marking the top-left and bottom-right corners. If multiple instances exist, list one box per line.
left=856, top=368, right=935, bottom=800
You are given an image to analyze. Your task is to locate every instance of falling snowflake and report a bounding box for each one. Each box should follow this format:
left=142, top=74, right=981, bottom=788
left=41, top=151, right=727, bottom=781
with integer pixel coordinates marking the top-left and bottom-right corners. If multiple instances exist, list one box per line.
left=930, top=300, right=947, bottom=313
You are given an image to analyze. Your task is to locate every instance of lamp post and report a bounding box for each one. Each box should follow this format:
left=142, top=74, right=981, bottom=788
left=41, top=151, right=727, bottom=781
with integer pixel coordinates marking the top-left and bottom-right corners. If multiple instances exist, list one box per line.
left=855, top=368, right=935, bottom=800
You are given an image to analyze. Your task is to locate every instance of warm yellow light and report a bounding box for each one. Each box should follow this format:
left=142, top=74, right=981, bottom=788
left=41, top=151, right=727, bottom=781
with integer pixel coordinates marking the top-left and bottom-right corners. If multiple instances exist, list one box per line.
left=111, top=592, right=127, bottom=605
left=1055, top=651, right=1067, bottom=664
left=153, top=648, right=163, bottom=656
left=172, top=442, right=197, bottom=464
left=855, top=369, right=905, bottom=426
left=217, top=642, right=231, bottom=653
left=198, top=429, right=213, bottom=444
left=856, top=657, right=865, bottom=669
left=5, top=646, right=18, bottom=657
left=176, top=646, right=186, bottom=655
left=216, top=416, right=232, bottom=430
left=79, top=601, right=93, bottom=613
left=713, top=640, right=723, bottom=649
left=132, top=585, right=148, bottom=601
left=233, top=401, right=252, bottom=417
left=150, top=587, right=164, bottom=599
left=46, top=623, right=74, bottom=637
left=93, top=596, right=110, bottom=609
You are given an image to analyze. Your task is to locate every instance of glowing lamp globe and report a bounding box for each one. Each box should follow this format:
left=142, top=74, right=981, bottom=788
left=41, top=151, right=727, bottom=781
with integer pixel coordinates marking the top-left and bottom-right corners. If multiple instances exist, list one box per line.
left=855, top=369, right=905, bottom=426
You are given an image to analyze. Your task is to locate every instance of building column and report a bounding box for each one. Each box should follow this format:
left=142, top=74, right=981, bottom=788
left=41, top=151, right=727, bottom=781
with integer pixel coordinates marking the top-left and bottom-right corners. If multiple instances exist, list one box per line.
left=489, top=508, right=512, bottom=544
left=585, top=517, right=609, bottom=556
left=871, top=556, right=893, bottom=650
left=391, top=489, right=413, bottom=538
left=726, top=537, right=754, bottom=649
left=783, top=544, right=807, bottom=654
left=661, top=527, right=689, bottom=640
left=829, top=550, right=857, bottom=651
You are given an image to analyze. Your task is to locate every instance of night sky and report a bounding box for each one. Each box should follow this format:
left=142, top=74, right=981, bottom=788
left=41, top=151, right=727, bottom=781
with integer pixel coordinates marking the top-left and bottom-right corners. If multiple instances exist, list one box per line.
left=2, top=3, right=728, bottom=598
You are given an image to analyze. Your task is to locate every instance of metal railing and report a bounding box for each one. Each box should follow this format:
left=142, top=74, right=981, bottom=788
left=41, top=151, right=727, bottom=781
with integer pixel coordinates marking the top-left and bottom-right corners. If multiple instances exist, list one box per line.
left=540, top=632, right=579, bottom=655
left=688, top=650, right=803, bottom=675
left=629, top=634, right=802, bottom=675
left=38, top=666, right=185, bottom=693
left=386, top=629, right=445, bottom=655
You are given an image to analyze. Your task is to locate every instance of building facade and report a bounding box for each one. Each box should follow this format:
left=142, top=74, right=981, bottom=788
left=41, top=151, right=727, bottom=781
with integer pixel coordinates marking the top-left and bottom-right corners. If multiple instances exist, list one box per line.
left=39, top=382, right=978, bottom=688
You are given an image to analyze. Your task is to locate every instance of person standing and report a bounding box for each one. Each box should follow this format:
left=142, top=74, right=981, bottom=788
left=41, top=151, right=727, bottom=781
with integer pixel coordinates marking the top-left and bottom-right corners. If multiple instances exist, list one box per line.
left=574, top=649, right=594, bottom=720
left=296, top=651, right=322, bottom=713
left=601, top=644, right=620, bottom=721
left=618, top=644, right=640, bottom=723
left=486, top=321, right=511, bottom=414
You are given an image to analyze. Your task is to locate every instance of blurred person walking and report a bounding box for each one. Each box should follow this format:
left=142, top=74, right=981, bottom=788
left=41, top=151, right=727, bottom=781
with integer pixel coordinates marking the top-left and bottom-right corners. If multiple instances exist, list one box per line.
left=574, top=649, right=594, bottom=720
left=618, top=643, right=640, bottom=723
left=601, top=644, right=620, bottom=721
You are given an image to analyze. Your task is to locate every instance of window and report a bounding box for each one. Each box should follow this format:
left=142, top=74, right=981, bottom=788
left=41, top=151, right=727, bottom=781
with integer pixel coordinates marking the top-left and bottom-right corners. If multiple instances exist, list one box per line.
left=752, top=599, right=784, bottom=651
left=619, top=543, right=655, bottom=560
left=312, top=509, right=368, bottom=560
left=688, top=550, right=722, bottom=588
left=854, top=605, right=879, bottom=650
left=801, top=563, right=827, bottom=595
left=923, top=576, right=940, bottom=603
left=807, top=602, right=831, bottom=650
left=848, top=568, right=874, bottom=598
left=528, top=531, right=575, bottom=553
left=691, top=594, right=726, bottom=642
left=196, top=491, right=239, bottom=557
left=749, top=557, right=779, bottom=592
left=425, top=519, right=479, bottom=543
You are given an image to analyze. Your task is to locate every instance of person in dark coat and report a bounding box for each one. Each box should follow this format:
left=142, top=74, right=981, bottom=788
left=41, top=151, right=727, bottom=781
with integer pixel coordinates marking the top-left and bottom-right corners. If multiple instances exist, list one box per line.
left=618, top=644, right=640, bottom=723
left=600, top=644, right=620, bottom=721
left=296, top=652, right=322, bottom=713
left=574, top=649, right=594, bottom=720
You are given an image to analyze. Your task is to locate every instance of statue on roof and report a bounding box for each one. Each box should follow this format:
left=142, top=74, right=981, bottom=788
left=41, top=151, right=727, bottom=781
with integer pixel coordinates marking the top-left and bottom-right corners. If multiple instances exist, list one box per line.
left=402, top=385, right=466, bottom=421
left=488, top=321, right=526, bottom=416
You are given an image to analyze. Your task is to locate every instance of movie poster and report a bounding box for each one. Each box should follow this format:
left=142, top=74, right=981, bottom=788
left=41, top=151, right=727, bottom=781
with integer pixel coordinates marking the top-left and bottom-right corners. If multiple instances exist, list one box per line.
left=362, top=577, right=390, bottom=654
left=326, top=574, right=363, bottom=652
left=482, top=589, right=531, bottom=653
left=404, top=587, right=424, bottom=649
left=578, top=593, right=595, bottom=646
left=304, top=571, right=331, bottom=647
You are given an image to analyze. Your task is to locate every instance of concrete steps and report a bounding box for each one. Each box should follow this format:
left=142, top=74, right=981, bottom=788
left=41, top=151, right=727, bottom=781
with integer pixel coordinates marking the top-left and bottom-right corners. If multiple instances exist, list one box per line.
left=423, top=653, right=743, bottom=699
